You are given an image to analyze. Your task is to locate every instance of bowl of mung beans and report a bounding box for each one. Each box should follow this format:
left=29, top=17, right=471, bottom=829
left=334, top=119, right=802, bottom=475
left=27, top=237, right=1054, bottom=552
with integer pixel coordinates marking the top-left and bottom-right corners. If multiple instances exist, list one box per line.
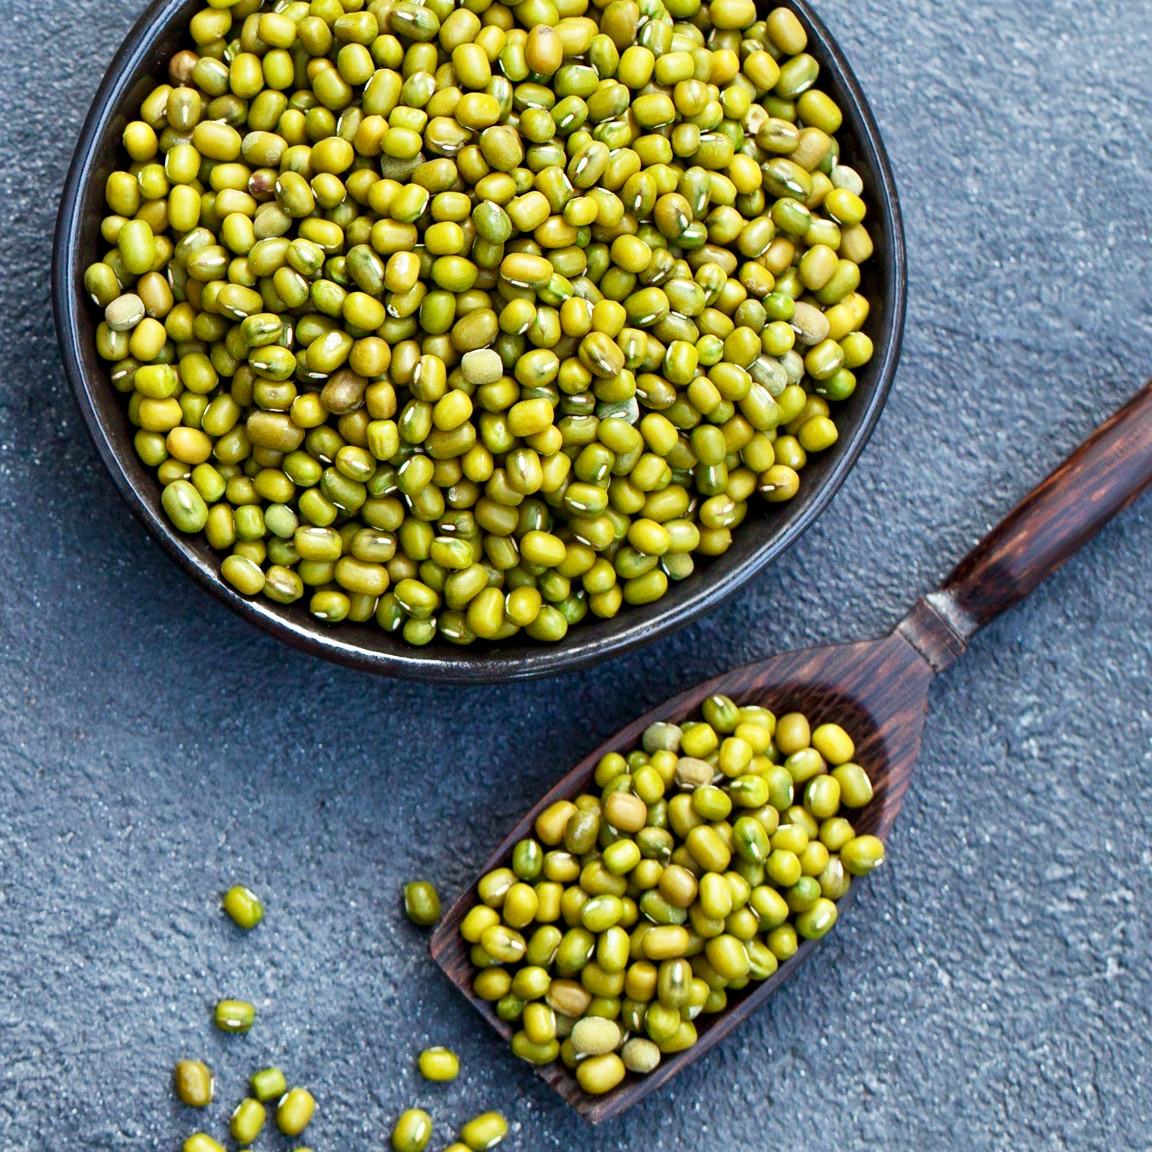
left=54, top=0, right=905, bottom=682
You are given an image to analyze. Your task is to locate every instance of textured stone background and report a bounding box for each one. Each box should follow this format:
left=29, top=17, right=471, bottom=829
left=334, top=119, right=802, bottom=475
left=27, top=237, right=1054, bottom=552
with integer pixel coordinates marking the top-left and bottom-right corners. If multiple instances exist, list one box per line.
left=3, top=0, right=1152, bottom=1147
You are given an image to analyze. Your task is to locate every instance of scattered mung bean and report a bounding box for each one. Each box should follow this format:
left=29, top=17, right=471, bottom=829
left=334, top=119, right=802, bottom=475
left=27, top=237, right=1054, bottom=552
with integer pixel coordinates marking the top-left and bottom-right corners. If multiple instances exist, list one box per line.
left=459, top=1111, right=509, bottom=1150
left=183, top=1134, right=225, bottom=1152
left=392, top=1108, right=433, bottom=1152
left=173, top=1059, right=214, bottom=1107
left=230, top=1098, right=266, bottom=1146
left=276, top=1088, right=315, bottom=1136
left=214, top=999, right=255, bottom=1034
left=250, top=1066, right=287, bottom=1103
left=405, top=880, right=442, bottom=927
left=418, top=1046, right=460, bottom=1082
left=222, top=884, right=264, bottom=929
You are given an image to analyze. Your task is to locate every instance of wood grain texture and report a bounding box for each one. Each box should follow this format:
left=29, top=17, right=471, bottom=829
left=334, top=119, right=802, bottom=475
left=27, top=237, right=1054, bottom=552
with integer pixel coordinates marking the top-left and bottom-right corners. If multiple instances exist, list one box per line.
left=942, top=379, right=1152, bottom=633
left=429, top=631, right=935, bottom=1123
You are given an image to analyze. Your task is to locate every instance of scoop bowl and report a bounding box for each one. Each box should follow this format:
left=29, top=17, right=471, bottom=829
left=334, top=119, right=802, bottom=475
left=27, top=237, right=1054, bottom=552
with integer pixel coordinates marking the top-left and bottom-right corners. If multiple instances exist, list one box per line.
left=430, top=628, right=931, bottom=1121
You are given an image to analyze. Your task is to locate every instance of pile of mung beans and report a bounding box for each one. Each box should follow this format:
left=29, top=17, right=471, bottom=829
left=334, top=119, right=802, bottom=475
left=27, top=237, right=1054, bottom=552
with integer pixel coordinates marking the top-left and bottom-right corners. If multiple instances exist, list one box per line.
left=86, top=0, right=876, bottom=646
left=460, top=697, right=885, bottom=1093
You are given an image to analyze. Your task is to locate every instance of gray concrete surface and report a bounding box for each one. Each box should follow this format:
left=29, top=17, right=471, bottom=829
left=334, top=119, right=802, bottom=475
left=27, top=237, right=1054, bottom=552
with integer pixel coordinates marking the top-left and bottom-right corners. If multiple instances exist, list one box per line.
left=3, top=0, right=1152, bottom=1147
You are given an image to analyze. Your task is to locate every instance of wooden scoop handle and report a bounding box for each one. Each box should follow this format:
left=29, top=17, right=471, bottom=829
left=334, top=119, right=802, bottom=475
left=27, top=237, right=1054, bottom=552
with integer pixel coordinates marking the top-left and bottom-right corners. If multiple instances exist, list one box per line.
left=899, top=381, right=1152, bottom=670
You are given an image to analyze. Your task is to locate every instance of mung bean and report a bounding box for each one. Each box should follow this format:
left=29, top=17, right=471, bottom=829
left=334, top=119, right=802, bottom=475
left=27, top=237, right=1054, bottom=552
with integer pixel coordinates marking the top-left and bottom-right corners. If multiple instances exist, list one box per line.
left=222, top=884, right=263, bottom=929
left=173, top=1059, right=214, bottom=1107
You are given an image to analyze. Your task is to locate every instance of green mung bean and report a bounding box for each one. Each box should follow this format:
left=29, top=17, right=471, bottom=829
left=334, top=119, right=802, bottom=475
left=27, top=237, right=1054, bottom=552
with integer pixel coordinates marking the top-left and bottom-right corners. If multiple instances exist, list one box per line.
left=392, top=1108, right=433, bottom=1152
left=173, top=1059, right=214, bottom=1107
left=249, top=1066, right=287, bottom=1103
left=230, top=1098, right=266, bottom=1146
left=222, top=884, right=263, bottom=929
left=404, top=880, right=442, bottom=927
left=418, top=1046, right=460, bottom=1081
left=214, top=999, right=255, bottom=1034
left=459, top=1111, right=509, bottom=1150
left=276, top=1088, right=315, bottom=1136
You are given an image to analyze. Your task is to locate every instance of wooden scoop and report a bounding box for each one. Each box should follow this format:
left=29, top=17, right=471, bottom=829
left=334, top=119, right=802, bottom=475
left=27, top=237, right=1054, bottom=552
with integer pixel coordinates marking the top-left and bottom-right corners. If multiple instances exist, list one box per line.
left=430, top=381, right=1152, bottom=1123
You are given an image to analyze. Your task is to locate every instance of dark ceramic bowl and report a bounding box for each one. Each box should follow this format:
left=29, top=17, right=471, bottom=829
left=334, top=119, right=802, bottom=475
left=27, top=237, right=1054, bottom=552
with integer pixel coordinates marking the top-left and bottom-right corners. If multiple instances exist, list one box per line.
left=54, top=0, right=906, bottom=683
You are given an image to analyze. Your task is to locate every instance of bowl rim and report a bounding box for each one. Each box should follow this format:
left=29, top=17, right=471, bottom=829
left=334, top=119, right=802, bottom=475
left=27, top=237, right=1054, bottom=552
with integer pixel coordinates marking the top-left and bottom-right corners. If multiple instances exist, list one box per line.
left=53, top=0, right=906, bottom=684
